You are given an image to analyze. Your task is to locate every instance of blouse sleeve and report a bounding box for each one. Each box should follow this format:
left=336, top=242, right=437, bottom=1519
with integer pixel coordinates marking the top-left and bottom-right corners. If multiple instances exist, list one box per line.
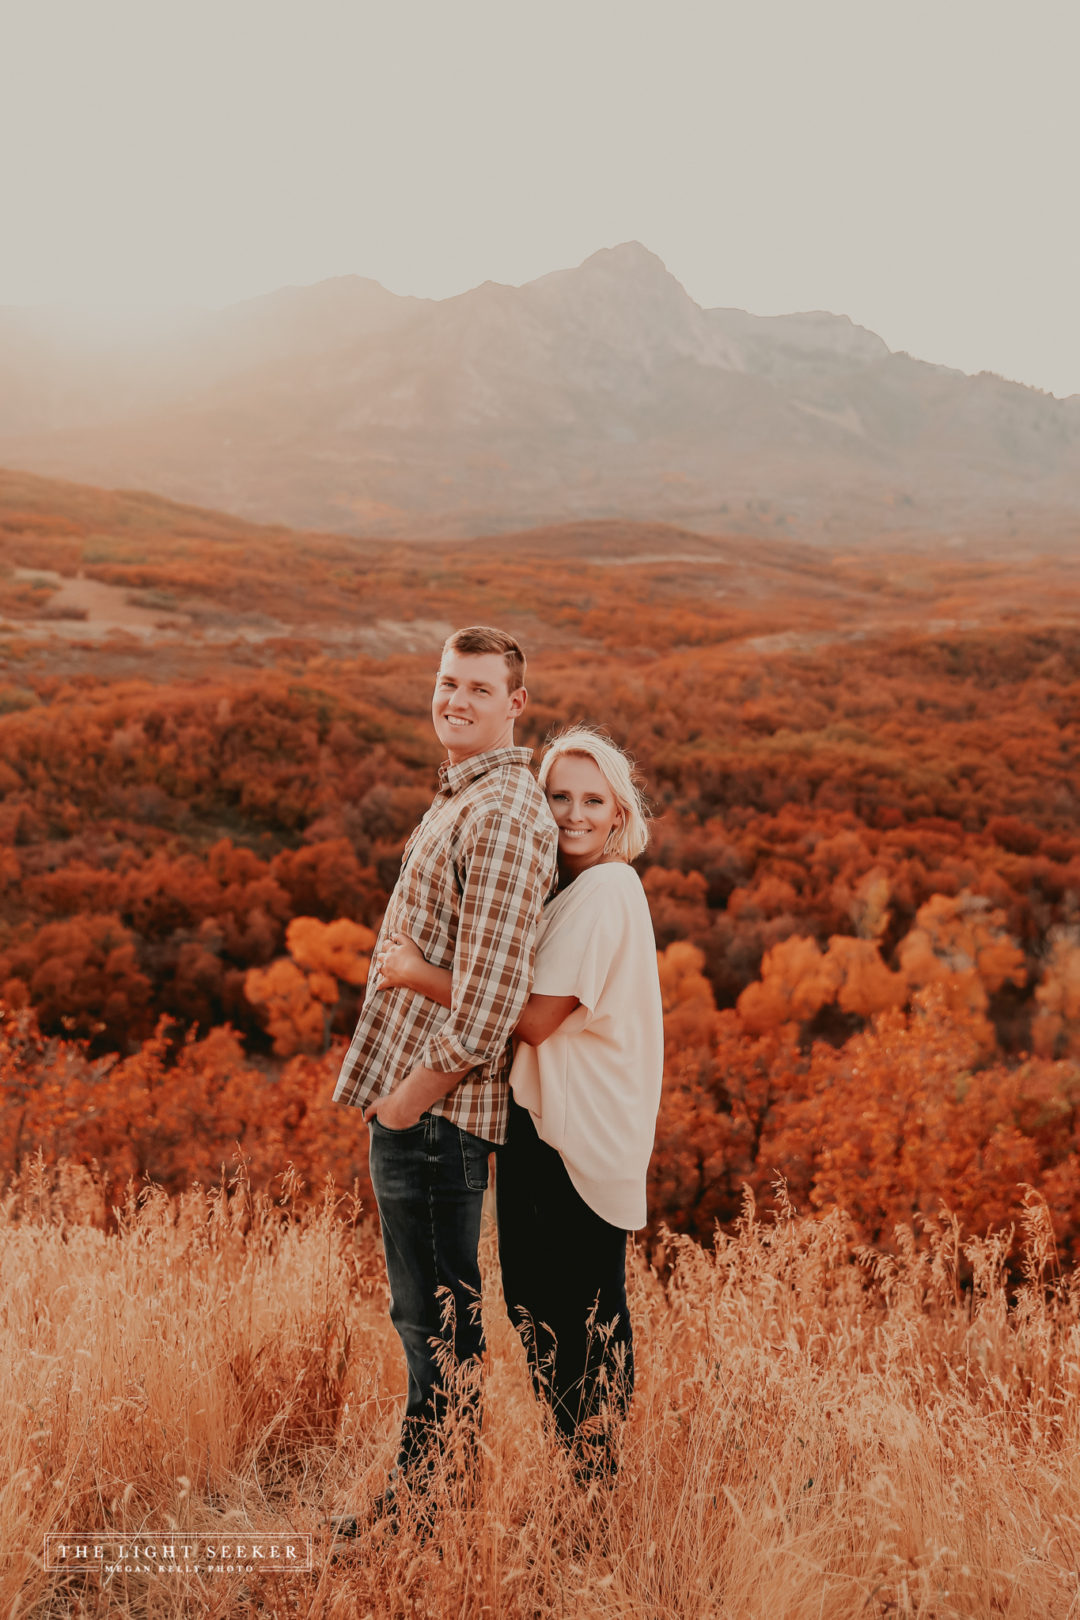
left=530, top=874, right=635, bottom=1018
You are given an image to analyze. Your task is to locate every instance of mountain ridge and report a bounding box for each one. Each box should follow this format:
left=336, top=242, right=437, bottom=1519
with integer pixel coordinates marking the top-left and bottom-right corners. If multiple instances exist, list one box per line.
left=0, top=243, right=1077, bottom=542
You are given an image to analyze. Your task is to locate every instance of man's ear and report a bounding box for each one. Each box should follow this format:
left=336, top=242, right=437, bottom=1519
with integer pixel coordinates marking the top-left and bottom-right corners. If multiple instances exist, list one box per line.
left=508, top=685, right=528, bottom=718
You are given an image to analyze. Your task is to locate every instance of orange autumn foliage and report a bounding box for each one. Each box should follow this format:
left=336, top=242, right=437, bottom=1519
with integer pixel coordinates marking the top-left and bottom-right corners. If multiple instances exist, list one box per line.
left=649, top=948, right=1080, bottom=1263
left=897, top=891, right=1027, bottom=1050
left=3, top=469, right=1080, bottom=1257
left=2, top=619, right=1076, bottom=1060
left=761, top=987, right=1080, bottom=1252
left=245, top=916, right=375, bottom=1056
left=736, top=933, right=906, bottom=1035
left=0, top=1009, right=373, bottom=1212
left=1033, top=929, right=1080, bottom=1059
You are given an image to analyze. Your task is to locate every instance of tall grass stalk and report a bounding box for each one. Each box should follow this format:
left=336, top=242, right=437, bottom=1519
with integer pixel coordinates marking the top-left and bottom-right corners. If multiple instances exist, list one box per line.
left=4, top=1159, right=1079, bottom=1618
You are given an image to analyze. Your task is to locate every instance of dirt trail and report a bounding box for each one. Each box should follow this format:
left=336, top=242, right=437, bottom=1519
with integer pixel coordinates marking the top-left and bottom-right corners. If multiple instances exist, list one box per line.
left=7, top=568, right=193, bottom=637
left=1, top=570, right=454, bottom=655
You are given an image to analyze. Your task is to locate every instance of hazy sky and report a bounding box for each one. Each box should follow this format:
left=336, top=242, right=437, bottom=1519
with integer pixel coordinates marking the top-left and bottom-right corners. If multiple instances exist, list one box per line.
left=3, top=0, right=1078, bottom=396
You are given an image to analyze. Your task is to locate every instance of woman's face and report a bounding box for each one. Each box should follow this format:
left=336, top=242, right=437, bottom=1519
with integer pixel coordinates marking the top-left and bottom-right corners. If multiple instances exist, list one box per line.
left=544, top=753, right=623, bottom=872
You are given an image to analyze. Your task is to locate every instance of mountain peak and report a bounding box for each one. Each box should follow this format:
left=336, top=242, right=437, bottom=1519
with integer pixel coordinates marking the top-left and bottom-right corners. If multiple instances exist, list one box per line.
left=580, top=240, right=671, bottom=275
left=513, top=239, right=731, bottom=374
left=574, top=241, right=697, bottom=303
left=525, top=240, right=702, bottom=324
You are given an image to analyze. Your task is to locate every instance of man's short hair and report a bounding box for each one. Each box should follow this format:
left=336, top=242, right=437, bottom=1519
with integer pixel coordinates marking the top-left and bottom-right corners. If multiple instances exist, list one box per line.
left=442, top=626, right=526, bottom=694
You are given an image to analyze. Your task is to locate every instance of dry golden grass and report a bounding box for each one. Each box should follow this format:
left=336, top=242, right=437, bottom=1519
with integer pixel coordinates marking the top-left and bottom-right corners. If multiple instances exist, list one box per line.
left=4, top=1159, right=1080, bottom=1619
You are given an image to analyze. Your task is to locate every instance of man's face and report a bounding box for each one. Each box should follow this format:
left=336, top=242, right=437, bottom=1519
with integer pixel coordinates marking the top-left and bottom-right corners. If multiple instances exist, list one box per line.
left=432, top=649, right=526, bottom=763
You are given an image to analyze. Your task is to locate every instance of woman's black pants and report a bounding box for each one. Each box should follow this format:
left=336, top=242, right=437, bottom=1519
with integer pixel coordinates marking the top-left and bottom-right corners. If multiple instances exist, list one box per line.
left=495, top=1098, right=634, bottom=1475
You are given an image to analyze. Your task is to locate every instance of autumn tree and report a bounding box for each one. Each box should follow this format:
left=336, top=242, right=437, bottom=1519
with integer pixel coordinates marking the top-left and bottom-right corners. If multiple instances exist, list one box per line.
left=245, top=917, right=375, bottom=1057
left=1033, top=928, right=1080, bottom=1059
left=898, top=891, right=1026, bottom=1051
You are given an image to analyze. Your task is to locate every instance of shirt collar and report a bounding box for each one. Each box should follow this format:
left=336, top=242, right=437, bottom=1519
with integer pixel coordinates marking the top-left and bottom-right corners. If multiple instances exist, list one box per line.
left=438, top=745, right=534, bottom=795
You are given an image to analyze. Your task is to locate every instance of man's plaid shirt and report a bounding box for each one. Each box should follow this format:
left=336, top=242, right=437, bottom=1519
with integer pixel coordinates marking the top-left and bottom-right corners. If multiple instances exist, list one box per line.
left=333, top=746, right=558, bottom=1144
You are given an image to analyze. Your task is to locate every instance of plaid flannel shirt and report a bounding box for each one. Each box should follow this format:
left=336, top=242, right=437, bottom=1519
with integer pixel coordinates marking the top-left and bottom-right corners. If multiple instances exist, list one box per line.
left=333, top=746, right=558, bottom=1144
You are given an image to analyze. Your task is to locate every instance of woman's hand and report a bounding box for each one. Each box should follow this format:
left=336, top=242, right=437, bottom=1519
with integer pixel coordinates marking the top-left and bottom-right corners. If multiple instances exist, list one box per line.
left=377, top=930, right=428, bottom=991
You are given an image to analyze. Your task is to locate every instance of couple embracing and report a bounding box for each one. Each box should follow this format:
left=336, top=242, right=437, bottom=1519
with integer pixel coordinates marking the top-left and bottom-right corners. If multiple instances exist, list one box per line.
left=331, top=625, right=663, bottom=1534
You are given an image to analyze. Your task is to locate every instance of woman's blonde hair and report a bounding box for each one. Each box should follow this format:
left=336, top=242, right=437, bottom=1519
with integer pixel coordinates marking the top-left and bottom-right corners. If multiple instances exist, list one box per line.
left=538, top=726, right=651, bottom=861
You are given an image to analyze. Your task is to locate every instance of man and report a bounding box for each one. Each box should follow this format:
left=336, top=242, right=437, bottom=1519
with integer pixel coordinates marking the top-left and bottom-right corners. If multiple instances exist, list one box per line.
left=332, top=624, right=558, bottom=1528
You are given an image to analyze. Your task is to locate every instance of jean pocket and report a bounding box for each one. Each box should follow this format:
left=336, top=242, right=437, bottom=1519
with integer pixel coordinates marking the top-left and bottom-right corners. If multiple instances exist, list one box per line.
left=458, top=1127, right=491, bottom=1192
left=371, top=1114, right=426, bottom=1136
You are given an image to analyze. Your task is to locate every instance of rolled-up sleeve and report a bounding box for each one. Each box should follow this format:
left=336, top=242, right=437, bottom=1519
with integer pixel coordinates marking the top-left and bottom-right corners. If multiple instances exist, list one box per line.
left=422, top=809, right=549, bottom=1074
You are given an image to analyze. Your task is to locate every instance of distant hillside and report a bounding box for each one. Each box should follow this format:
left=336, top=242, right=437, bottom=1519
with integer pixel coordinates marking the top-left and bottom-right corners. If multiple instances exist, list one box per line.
left=0, top=464, right=872, bottom=640
left=3, top=467, right=1079, bottom=663
left=3, top=244, right=1080, bottom=543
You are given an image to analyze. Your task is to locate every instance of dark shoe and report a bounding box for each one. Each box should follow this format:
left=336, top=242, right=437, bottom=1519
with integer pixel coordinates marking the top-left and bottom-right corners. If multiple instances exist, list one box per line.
left=570, top=1430, right=621, bottom=1491
left=324, top=1485, right=400, bottom=1544
left=324, top=1514, right=361, bottom=1541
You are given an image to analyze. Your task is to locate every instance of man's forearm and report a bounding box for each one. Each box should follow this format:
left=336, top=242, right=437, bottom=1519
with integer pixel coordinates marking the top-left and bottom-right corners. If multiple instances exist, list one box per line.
left=363, top=1061, right=471, bottom=1128
left=400, top=1062, right=471, bottom=1113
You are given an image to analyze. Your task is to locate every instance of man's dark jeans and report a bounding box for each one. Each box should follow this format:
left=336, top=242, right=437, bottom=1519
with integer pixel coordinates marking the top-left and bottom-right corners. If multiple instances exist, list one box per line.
left=368, top=1111, right=491, bottom=1477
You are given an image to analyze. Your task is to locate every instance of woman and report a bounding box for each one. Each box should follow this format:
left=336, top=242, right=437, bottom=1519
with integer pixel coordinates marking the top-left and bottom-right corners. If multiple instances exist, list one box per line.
left=376, top=726, right=663, bottom=1477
